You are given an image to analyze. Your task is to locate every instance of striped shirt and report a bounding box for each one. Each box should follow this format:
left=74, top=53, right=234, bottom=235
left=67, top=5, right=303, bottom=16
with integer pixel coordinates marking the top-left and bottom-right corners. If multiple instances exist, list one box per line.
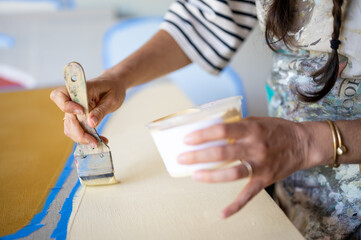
left=160, top=0, right=258, bottom=75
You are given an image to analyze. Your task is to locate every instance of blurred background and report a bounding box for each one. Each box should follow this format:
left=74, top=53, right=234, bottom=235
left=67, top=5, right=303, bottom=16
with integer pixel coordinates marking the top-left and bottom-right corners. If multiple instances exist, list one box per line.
left=0, top=0, right=271, bottom=116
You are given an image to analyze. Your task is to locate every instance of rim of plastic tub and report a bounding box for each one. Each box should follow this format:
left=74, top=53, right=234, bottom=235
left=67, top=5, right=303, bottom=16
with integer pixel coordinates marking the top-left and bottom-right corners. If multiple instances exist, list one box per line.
left=146, top=95, right=243, bottom=132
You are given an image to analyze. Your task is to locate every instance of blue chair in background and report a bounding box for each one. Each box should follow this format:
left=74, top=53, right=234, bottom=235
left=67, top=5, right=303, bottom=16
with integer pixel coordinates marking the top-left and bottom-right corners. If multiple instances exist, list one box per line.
left=0, top=0, right=74, bottom=11
left=0, top=33, right=15, bottom=49
left=103, top=17, right=248, bottom=116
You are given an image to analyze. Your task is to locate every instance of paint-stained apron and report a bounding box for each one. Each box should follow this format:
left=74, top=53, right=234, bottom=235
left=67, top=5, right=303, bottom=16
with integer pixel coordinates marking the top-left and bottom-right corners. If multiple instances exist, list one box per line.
left=255, top=0, right=361, bottom=239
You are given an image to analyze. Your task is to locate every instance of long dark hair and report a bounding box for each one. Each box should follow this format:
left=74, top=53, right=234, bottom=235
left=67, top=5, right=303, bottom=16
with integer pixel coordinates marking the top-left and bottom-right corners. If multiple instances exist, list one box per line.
left=265, top=0, right=344, bottom=102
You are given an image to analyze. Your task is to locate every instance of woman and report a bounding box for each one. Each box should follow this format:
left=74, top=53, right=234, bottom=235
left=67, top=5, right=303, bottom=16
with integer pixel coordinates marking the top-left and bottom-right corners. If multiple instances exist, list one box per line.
left=50, top=0, right=361, bottom=239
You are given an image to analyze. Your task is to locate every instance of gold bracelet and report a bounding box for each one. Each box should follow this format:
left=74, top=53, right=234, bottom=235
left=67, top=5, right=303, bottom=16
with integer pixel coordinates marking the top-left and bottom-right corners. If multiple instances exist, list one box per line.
left=325, top=120, right=337, bottom=167
left=325, top=120, right=347, bottom=168
left=334, top=123, right=347, bottom=157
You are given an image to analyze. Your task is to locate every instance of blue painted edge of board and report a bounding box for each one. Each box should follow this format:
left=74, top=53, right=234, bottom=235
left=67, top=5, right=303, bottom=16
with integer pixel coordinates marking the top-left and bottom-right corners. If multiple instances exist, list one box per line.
left=0, top=113, right=113, bottom=240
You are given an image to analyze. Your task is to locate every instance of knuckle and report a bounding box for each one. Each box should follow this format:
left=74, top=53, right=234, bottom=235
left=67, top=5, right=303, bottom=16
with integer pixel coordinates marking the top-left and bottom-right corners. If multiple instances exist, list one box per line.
left=74, top=133, right=86, bottom=145
left=216, top=124, right=228, bottom=138
left=63, top=118, right=70, bottom=128
left=64, top=128, right=69, bottom=137
left=109, top=98, right=120, bottom=109
left=202, top=174, right=212, bottom=182
left=94, top=107, right=105, bottom=118
left=49, top=90, right=57, bottom=101
left=244, top=116, right=254, bottom=123
left=88, top=97, right=97, bottom=110
left=214, top=147, right=226, bottom=160
left=50, top=89, right=63, bottom=101
left=193, top=132, right=203, bottom=142
left=244, top=116, right=259, bottom=122
left=256, top=142, right=268, bottom=155
left=63, top=102, right=73, bottom=113
left=80, top=130, right=88, bottom=141
left=257, top=151, right=267, bottom=161
left=187, top=152, right=196, bottom=162
left=249, top=122, right=260, bottom=132
left=63, top=124, right=73, bottom=138
left=230, top=167, right=242, bottom=180
left=237, top=165, right=245, bottom=178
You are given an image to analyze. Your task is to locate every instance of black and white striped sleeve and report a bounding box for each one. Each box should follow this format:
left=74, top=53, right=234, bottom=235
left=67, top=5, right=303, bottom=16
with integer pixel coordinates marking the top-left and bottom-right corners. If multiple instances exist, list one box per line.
left=160, top=0, right=258, bottom=75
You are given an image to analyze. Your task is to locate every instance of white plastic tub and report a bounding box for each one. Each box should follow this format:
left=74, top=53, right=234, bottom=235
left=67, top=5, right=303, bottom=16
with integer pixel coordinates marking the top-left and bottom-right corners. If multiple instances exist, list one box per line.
left=147, top=96, right=243, bottom=177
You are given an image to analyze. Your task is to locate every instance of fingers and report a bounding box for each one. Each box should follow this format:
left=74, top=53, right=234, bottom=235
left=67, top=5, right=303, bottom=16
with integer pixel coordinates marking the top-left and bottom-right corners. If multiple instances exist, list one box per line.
left=64, top=113, right=109, bottom=145
left=185, top=122, right=249, bottom=145
left=88, top=94, right=117, bottom=128
left=64, top=113, right=97, bottom=147
left=192, top=163, right=251, bottom=183
left=50, top=87, right=83, bottom=114
left=221, top=179, right=263, bottom=218
left=178, top=144, right=244, bottom=164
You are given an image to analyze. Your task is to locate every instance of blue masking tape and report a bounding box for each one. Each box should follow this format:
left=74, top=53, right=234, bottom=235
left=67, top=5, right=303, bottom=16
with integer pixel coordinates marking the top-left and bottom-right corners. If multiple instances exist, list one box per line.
left=0, top=145, right=75, bottom=240
left=0, top=113, right=113, bottom=240
left=50, top=85, right=148, bottom=240
left=50, top=113, right=113, bottom=240
left=50, top=180, right=81, bottom=240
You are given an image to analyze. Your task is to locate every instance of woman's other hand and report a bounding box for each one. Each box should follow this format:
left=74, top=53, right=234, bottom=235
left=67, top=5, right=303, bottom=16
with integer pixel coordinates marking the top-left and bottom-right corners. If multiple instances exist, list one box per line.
left=177, top=117, right=332, bottom=218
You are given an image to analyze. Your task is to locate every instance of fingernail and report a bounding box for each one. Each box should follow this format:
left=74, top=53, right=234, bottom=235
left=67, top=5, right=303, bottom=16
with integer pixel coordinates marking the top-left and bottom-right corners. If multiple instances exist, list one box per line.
left=193, top=172, right=202, bottom=181
left=74, top=109, right=83, bottom=114
left=91, top=116, right=98, bottom=127
left=90, top=142, right=97, bottom=148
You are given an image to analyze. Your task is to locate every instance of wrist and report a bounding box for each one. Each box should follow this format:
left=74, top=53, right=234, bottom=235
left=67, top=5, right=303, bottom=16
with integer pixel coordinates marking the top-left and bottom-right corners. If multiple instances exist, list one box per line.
left=297, top=121, right=334, bottom=169
left=102, top=64, right=134, bottom=91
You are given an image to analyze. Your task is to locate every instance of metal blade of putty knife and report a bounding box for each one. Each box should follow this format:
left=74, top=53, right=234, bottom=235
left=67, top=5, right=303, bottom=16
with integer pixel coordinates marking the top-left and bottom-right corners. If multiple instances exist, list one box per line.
left=64, top=62, right=117, bottom=186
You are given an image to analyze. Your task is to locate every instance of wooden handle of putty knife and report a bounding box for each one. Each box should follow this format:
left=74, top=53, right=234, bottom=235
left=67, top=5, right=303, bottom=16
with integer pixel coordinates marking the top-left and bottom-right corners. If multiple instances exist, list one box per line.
left=63, top=62, right=100, bottom=141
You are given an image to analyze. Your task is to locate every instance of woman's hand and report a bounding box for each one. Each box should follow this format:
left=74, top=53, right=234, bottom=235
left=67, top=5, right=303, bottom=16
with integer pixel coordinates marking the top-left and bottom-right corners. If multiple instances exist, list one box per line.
left=50, top=30, right=191, bottom=146
left=50, top=72, right=126, bottom=147
left=177, top=117, right=332, bottom=218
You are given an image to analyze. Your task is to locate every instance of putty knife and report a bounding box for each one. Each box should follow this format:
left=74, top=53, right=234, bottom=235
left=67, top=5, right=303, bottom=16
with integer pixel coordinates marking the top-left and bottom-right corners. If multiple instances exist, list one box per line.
left=64, top=62, right=117, bottom=186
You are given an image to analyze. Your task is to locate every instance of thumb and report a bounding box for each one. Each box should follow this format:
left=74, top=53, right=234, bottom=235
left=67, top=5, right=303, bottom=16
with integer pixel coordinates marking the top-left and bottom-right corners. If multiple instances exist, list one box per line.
left=87, top=99, right=113, bottom=128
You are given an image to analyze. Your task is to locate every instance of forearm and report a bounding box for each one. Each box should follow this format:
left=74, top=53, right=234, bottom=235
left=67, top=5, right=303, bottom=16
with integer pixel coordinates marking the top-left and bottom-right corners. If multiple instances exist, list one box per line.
left=302, top=118, right=361, bottom=168
left=103, top=30, right=191, bottom=89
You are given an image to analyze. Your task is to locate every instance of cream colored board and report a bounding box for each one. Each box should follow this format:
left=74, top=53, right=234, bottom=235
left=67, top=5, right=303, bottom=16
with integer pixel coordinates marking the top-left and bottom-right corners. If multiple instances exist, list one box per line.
left=68, top=81, right=304, bottom=240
